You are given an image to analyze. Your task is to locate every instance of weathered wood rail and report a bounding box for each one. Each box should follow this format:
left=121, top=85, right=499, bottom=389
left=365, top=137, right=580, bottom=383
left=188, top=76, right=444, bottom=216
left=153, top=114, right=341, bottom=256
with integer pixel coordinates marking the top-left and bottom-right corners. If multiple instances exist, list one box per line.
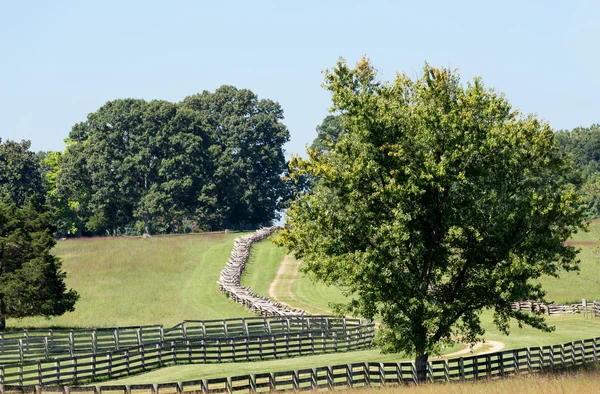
left=217, top=227, right=303, bottom=316
left=2, top=336, right=600, bottom=393
left=0, top=316, right=372, bottom=365
left=512, top=299, right=600, bottom=316
left=0, top=317, right=374, bottom=386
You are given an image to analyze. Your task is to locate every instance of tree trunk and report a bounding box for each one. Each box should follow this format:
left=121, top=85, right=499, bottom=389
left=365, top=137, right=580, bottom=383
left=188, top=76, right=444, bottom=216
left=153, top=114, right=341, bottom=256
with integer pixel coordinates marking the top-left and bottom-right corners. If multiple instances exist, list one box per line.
left=415, top=353, right=429, bottom=383
left=0, top=299, right=6, bottom=330
left=143, top=214, right=151, bottom=236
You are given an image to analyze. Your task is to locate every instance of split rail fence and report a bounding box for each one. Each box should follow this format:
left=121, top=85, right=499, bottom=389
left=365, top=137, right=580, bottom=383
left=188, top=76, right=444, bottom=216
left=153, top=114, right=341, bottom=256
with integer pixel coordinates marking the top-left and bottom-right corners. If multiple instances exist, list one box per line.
left=1, top=336, right=599, bottom=394
left=0, top=317, right=374, bottom=386
left=217, top=227, right=302, bottom=317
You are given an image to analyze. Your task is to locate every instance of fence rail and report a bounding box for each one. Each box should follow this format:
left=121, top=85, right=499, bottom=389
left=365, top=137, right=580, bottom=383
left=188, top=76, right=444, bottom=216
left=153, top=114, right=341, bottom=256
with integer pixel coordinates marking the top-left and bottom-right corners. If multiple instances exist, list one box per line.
left=217, top=227, right=302, bottom=317
left=0, top=316, right=370, bottom=365
left=1, top=336, right=598, bottom=394
left=0, top=318, right=374, bottom=386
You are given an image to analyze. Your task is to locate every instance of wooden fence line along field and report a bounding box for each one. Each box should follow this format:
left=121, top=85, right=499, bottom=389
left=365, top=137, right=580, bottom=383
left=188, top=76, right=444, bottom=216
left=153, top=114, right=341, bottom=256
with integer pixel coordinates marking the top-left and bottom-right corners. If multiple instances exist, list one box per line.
left=511, top=299, right=600, bottom=317
left=0, top=320, right=375, bottom=386
left=217, top=228, right=303, bottom=317
left=0, top=316, right=372, bottom=364
left=2, top=336, right=600, bottom=394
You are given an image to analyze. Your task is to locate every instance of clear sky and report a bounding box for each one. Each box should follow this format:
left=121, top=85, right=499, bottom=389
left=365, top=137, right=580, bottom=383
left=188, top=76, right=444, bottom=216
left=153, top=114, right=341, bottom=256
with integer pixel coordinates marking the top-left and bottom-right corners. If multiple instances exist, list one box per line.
left=1, top=0, right=598, bottom=156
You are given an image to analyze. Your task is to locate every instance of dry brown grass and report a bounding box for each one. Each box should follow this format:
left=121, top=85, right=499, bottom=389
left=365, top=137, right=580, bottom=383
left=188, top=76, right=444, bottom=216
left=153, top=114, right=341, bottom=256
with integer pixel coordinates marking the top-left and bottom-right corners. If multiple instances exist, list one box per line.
left=337, top=365, right=600, bottom=394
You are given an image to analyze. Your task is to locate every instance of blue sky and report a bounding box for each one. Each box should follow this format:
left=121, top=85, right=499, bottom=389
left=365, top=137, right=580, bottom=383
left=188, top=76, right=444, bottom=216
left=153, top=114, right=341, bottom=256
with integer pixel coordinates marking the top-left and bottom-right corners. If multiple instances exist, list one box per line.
left=1, top=1, right=598, bottom=156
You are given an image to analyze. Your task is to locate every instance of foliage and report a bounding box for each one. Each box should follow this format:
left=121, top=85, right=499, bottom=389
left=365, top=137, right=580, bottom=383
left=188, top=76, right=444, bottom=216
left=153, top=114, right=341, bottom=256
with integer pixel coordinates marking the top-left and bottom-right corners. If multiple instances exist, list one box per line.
left=556, top=124, right=600, bottom=219
left=276, top=58, right=585, bottom=377
left=309, top=115, right=344, bottom=154
left=181, top=86, right=290, bottom=229
left=57, top=87, right=289, bottom=236
left=0, top=139, right=45, bottom=206
left=0, top=197, right=79, bottom=329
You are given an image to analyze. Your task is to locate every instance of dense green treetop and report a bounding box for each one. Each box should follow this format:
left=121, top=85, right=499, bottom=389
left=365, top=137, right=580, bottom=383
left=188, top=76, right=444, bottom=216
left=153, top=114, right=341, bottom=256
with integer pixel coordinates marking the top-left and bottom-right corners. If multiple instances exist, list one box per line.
left=309, top=115, right=344, bottom=154
left=181, top=85, right=290, bottom=228
left=0, top=139, right=44, bottom=206
left=276, top=58, right=585, bottom=378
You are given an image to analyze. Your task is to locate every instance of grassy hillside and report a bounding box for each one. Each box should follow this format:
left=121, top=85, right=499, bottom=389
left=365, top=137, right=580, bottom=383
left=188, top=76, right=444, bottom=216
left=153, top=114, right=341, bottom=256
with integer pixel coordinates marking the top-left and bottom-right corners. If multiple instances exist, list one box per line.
left=8, top=233, right=253, bottom=329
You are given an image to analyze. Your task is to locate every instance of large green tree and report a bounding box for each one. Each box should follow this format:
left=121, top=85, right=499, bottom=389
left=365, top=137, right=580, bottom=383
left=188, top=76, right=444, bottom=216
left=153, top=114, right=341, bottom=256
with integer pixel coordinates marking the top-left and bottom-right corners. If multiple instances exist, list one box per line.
left=556, top=124, right=600, bottom=219
left=182, top=85, right=290, bottom=229
left=276, top=58, right=585, bottom=379
left=0, top=197, right=79, bottom=329
left=59, top=99, right=212, bottom=235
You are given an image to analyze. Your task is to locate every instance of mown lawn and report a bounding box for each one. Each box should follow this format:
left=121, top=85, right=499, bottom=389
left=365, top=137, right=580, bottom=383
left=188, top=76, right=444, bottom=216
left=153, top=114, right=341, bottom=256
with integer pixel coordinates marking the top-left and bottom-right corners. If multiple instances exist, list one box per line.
left=7, top=233, right=253, bottom=329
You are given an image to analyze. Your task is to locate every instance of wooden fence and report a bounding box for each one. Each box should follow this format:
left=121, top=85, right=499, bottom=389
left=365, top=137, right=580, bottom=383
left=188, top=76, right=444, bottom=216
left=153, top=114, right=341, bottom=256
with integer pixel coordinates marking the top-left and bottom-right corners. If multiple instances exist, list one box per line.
left=1, top=336, right=599, bottom=394
left=0, top=318, right=374, bottom=386
left=217, top=228, right=303, bottom=317
left=0, top=316, right=371, bottom=365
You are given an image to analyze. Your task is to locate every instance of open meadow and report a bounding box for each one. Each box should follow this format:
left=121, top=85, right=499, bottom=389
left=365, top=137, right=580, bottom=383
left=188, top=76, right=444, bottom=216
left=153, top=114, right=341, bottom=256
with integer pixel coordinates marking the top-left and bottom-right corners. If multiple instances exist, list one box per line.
left=4, top=224, right=600, bottom=389
left=6, top=232, right=253, bottom=329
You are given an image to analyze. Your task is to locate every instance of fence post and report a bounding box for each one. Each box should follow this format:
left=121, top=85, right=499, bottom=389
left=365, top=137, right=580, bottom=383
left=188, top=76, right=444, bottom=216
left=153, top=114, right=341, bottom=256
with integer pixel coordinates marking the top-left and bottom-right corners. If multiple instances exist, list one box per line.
left=527, top=348, right=532, bottom=373
left=159, top=325, right=164, bottom=343
left=0, top=365, right=4, bottom=384
left=140, top=345, right=146, bottom=369
left=250, top=374, right=257, bottom=393
left=459, top=357, right=464, bottom=381
left=346, top=364, right=353, bottom=387
left=379, top=363, right=386, bottom=386
left=37, top=360, right=42, bottom=385
left=137, top=329, right=143, bottom=346
left=293, top=370, right=300, bottom=390
left=157, top=343, right=163, bottom=367
left=269, top=372, right=275, bottom=392
left=107, top=353, right=112, bottom=377
left=125, top=349, right=130, bottom=374
left=114, top=328, right=120, bottom=350
left=53, top=360, right=59, bottom=384
left=310, top=331, right=315, bottom=354
left=44, top=336, right=50, bottom=360
left=69, top=330, right=74, bottom=357
left=92, top=329, right=97, bottom=354
left=311, top=368, right=318, bottom=390
left=326, top=366, right=333, bottom=390
left=73, top=357, right=78, bottom=382
left=285, top=334, right=290, bottom=357
left=18, top=339, right=24, bottom=362
left=593, top=338, right=598, bottom=361
left=171, top=341, right=176, bottom=364
left=91, top=354, right=97, bottom=380
left=180, top=322, right=187, bottom=340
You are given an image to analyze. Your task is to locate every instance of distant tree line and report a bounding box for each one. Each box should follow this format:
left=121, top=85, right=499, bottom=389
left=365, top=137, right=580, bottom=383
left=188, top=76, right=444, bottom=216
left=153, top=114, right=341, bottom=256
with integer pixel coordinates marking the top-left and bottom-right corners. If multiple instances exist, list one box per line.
left=33, top=86, right=289, bottom=237
left=555, top=124, right=600, bottom=219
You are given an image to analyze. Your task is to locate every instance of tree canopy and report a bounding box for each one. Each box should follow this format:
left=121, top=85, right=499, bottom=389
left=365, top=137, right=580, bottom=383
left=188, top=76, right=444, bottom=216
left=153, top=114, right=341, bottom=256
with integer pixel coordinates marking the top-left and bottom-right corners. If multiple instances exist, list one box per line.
left=276, top=58, right=585, bottom=379
left=0, top=139, right=45, bottom=206
left=56, top=86, right=290, bottom=235
left=555, top=124, right=600, bottom=218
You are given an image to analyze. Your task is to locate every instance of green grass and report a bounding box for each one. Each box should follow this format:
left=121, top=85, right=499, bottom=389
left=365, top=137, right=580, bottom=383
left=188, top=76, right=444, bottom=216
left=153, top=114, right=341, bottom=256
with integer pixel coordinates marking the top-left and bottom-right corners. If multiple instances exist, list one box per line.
left=100, top=343, right=464, bottom=384
left=569, top=220, right=600, bottom=243
left=240, top=236, right=286, bottom=296
left=8, top=233, right=253, bottom=329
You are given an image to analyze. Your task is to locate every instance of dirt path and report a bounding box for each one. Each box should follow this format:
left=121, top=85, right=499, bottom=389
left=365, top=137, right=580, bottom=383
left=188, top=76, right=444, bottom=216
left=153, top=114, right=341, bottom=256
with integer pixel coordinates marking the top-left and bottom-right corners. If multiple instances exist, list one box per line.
left=439, top=340, right=505, bottom=358
left=269, top=255, right=332, bottom=314
left=269, top=255, right=506, bottom=357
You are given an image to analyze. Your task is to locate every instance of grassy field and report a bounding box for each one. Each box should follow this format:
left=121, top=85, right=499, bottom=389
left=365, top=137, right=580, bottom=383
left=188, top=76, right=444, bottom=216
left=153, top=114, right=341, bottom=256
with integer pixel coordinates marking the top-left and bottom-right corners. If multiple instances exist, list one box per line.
left=261, top=221, right=600, bottom=315
left=7, top=233, right=253, bottom=329
left=240, top=236, right=286, bottom=296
